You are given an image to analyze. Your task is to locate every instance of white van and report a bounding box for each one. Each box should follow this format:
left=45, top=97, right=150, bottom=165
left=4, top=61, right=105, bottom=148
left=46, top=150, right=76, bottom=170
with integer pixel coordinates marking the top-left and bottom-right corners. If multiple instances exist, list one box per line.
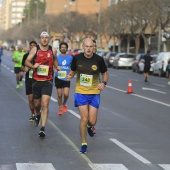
left=153, top=52, right=170, bottom=77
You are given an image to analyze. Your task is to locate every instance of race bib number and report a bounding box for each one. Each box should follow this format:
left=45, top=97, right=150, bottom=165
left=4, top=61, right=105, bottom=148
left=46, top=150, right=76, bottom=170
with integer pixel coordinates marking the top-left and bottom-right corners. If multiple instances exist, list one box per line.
left=58, top=71, right=67, bottom=79
left=29, top=70, right=33, bottom=78
left=37, top=65, right=49, bottom=76
left=80, top=74, right=93, bottom=87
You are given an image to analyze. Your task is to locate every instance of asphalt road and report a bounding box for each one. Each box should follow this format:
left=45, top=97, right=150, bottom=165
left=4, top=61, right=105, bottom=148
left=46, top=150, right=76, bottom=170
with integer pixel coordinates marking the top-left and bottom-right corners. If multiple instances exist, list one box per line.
left=0, top=51, right=170, bottom=170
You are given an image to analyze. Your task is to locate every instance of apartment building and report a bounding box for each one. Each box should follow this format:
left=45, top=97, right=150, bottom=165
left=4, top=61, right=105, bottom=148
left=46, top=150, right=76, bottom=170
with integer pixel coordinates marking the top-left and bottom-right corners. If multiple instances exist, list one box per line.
left=1, top=0, right=27, bottom=30
left=45, top=0, right=109, bottom=16
left=10, top=0, right=27, bottom=28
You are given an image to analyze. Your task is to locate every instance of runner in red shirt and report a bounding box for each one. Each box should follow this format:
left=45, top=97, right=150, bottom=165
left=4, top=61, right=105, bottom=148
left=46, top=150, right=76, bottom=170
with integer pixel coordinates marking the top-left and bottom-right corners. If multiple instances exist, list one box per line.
left=25, top=31, right=58, bottom=138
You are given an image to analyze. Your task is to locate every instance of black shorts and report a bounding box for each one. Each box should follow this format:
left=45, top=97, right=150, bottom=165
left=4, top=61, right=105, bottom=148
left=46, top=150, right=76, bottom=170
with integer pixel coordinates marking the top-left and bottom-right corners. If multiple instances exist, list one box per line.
left=14, top=67, right=21, bottom=74
left=25, top=78, right=33, bottom=95
left=144, top=66, right=150, bottom=73
left=32, top=80, right=53, bottom=99
left=55, top=77, right=70, bottom=89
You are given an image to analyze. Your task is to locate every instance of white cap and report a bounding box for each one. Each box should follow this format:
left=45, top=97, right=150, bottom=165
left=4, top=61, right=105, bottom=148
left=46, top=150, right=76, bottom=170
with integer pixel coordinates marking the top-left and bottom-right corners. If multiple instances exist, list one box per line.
left=40, top=31, right=49, bottom=37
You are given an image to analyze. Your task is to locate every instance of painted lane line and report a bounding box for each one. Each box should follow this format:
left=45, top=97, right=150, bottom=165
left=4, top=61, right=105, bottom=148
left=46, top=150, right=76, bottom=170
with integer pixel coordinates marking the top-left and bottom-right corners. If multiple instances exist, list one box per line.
left=107, top=85, right=126, bottom=93
left=142, top=87, right=166, bottom=94
left=68, top=109, right=80, bottom=119
left=152, top=83, right=166, bottom=87
left=107, top=85, right=170, bottom=107
left=159, top=164, right=170, bottom=170
left=110, top=139, right=151, bottom=164
left=50, top=96, right=58, bottom=102
left=16, top=163, right=56, bottom=170
left=132, top=93, right=170, bottom=107
left=89, top=164, right=128, bottom=170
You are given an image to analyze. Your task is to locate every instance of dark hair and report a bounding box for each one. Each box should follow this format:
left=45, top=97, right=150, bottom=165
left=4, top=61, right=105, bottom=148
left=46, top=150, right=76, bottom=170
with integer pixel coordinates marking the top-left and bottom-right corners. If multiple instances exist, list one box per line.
left=59, top=42, right=68, bottom=49
left=29, top=41, right=37, bottom=45
left=147, top=50, right=150, bottom=54
left=93, top=40, right=96, bottom=43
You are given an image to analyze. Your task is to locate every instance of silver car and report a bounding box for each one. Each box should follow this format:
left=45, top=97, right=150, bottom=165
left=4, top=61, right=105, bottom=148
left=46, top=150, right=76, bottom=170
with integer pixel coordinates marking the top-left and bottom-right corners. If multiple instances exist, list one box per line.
left=113, top=53, right=135, bottom=69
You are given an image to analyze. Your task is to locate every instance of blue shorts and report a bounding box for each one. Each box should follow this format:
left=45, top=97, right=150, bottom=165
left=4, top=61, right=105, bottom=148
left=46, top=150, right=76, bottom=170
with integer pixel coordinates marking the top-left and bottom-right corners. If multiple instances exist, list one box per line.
left=74, top=93, right=100, bottom=109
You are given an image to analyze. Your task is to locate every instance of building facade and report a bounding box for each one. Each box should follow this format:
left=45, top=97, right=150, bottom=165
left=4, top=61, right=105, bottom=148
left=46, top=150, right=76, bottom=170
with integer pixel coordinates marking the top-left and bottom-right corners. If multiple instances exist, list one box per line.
left=45, top=0, right=109, bottom=16
left=0, top=0, right=27, bottom=30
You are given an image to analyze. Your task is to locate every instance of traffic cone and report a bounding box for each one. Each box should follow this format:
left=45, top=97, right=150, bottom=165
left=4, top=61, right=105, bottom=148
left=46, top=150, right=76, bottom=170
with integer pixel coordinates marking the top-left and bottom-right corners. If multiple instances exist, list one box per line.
left=127, top=80, right=133, bottom=93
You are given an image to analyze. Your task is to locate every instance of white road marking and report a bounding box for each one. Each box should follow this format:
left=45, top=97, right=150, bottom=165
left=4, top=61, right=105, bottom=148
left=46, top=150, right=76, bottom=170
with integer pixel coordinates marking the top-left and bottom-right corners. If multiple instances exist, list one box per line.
left=159, top=164, right=170, bottom=170
left=107, top=85, right=170, bottom=107
left=142, top=87, right=166, bottom=94
left=152, top=83, right=166, bottom=87
left=89, top=164, right=128, bottom=170
left=68, top=109, right=80, bottom=119
left=16, top=163, right=56, bottom=170
left=50, top=97, right=58, bottom=102
left=110, top=139, right=151, bottom=164
left=107, top=85, right=126, bottom=93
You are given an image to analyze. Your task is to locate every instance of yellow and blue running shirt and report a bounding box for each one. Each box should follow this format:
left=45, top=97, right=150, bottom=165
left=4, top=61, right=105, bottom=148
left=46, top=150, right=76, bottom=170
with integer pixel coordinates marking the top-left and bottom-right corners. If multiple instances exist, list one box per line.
left=71, top=53, right=107, bottom=94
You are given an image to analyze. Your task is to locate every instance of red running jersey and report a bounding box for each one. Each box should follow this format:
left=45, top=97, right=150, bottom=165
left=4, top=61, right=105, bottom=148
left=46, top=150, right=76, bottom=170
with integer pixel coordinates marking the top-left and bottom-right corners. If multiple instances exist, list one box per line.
left=33, top=45, right=54, bottom=81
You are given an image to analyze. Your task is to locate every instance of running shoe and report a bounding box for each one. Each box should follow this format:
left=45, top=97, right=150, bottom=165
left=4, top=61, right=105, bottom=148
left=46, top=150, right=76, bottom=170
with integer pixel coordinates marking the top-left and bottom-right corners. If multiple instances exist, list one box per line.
left=16, top=84, right=20, bottom=89
left=80, top=145, right=87, bottom=154
left=63, top=104, right=68, bottom=112
left=29, top=115, right=35, bottom=122
left=87, top=126, right=94, bottom=137
left=19, top=81, right=23, bottom=86
left=92, top=126, right=96, bottom=134
left=39, top=127, right=45, bottom=138
left=58, top=109, right=63, bottom=115
left=34, top=114, right=41, bottom=127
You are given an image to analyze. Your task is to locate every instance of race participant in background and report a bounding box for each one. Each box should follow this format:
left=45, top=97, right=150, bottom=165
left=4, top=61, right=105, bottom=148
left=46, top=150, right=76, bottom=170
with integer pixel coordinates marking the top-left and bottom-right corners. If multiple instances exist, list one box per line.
left=25, top=31, right=58, bottom=138
left=54, top=42, right=73, bottom=115
left=142, top=50, right=153, bottom=83
left=22, top=41, right=37, bottom=122
left=12, top=45, right=25, bottom=88
left=67, top=38, right=108, bottom=154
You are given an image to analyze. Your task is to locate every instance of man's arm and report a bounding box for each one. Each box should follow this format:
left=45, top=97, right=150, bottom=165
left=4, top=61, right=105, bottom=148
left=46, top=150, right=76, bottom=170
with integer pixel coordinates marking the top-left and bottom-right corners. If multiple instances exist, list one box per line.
left=12, top=52, right=19, bottom=63
left=66, top=70, right=76, bottom=81
left=98, top=71, right=109, bottom=91
left=25, top=47, right=39, bottom=69
left=52, top=47, right=58, bottom=68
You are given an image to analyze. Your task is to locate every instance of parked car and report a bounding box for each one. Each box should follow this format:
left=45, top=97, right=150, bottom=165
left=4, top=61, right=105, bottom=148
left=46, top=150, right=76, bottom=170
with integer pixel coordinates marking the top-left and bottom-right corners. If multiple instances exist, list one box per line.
left=132, top=53, right=145, bottom=73
left=104, top=52, right=117, bottom=67
left=138, top=54, right=158, bottom=74
left=152, top=52, right=170, bottom=77
left=113, top=53, right=135, bottom=69
left=97, top=51, right=109, bottom=59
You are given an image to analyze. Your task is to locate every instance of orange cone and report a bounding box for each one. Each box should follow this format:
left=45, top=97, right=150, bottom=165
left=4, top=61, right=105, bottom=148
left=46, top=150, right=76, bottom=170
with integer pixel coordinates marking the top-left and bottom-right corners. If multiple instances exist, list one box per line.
left=127, top=80, right=133, bottom=93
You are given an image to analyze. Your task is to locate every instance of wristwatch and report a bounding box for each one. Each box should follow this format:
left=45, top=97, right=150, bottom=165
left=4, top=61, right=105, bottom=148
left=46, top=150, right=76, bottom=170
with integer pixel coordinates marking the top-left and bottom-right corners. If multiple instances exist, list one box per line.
left=102, top=81, right=107, bottom=86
